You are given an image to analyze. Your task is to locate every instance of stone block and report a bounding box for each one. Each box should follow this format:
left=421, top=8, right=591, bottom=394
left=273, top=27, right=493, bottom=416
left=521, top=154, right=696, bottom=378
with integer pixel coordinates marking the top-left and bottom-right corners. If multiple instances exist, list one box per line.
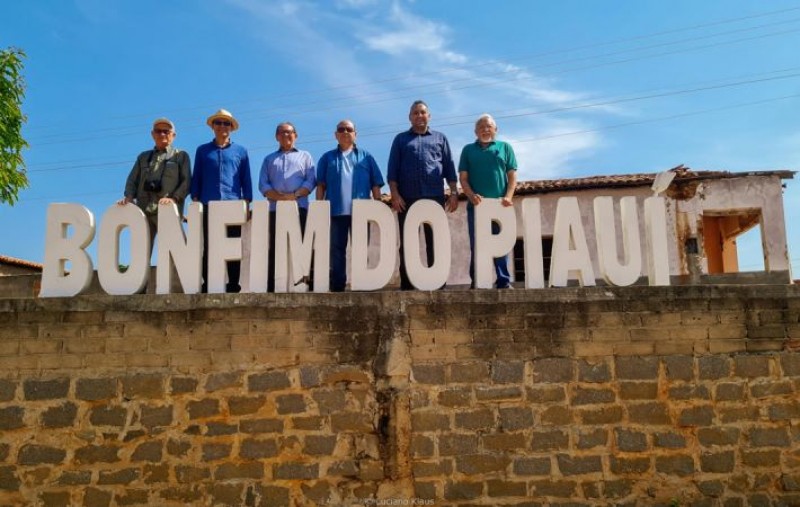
left=615, top=428, right=648, bottom=452
left=57, top=471, right=91, bottom=486
left=604, top=479, right=634, bottom=498
left=23, top=378, right=69, bottom=400
left=655, top=455, right=695, bottom=476
left=167, top=439, right=191, bottom=457
left=654, top=432, right=686, bottom=449
left=748, top=427, right=791, bottom=447
left=699, top=356, right=731, bottom=379
left=444, top=480, right=482, bottom=501
left=18, top=444, right=65, bottom=465
left=304, top=435, right=337, bottom=456
left=581, top=406, right=624, bottom=425
left=768, top=401, right=800, bottom=421
left=214, top=462, right=264, bottom=480
left=678, top=405, right=714, bottom=426
left=576, top=428, right=607, bottom=449
left=540, top=406, right=572, bottom=426
left=572, top=387, right=615, bottom=405
left=38, top=491, right=71, bottom=507
left=669, top=384, right=711, bottom=400
left=202, top=443, right=231, bottom=461
left=610, top=456, right=650, bottom=474
left=700, top=450, right=735, bottom=473
left=0, top=465, right=19, bottom=491
left=115, top=489, right=149, bottom=506
left=0, top=406, right=24, bottom=430
left=411, top=435, right=434, bottom=457
left=577, top=359, right=611, bottom=383
left=227, top=395, right=266, bottom=416
left=175, top=465, right=210, bottom=483
left=715, top=382, right=746, bottom=401
left=311, top=390, right=346, bottom=415
left=696, top=480, right=725, bottom=498
left=487, top=479, right=527, bottom=497
left=143, top=463, right=169, bottom=484
left=186, top=399, right=220, bottom=419
left=140, top=404, right=173, bottom=429
left=276, top=394, right=307, bottom=414
left=205, top=421, right=237, bottom=436
left=741, top=449, right=781, bottom=467
left=331, top=412, right=373, bottom=432
left=619, top=382, right=658, bottom=400
left=530, top=480, right=576, bottom=497
left=482, top=432, right=526, bottom=451
left=526, top=385, right=566, bottom=403
left=438, top=387, right=471, bottom=407
left=627, top=402, right=671, bottom=425
left=492, top=360, right=525, bottom=383
left=475, top=385, right=523, bottom=401
left=292, top=416, right=323, bottom=431
left=204, top=371, right=242, bottom=392
left=97, top=468, right=139, bottom=485
left=131, top=441, right=162, bottom=462
left=455, top=408, right=494, bottom=430
left=456, top=454, right=510, bottom=474
left=207, top=483, right=245, bottom=506
left=615, top=356, right=659, bottom=380
left=412, top=364, right=445, bottom=384
left=719, top=406, right=760, bottom=423
left=160, top=486, right=204, bottom=503
left=170, top=377, right=198, bottom=394
left=556, top=454, right=602, bottom=475
left=122, top=374, right=164, bottom=399
left=533, top=358, right=573, bottom=383
left=412, top=411, right=450, bottom=432
left=74, top=445, right=120, bottom=464
left=781, top=353, right=800, bottom=377
left=513, top=457, right=551, bottom=476
left=530, top=430, right=569, bottom=451
left=247, top=371, right=291, bottom=392
left=750, top=379, right=794, bottom=398
left=240, top=418, right=283, bottom=434
left=449, top=362, right=489, bottom=383
left=499, top=407, right=533, bottom=431
left=82, top=488, right=111, bottom=507
left=440, top=434, right=478, bottom=456
left=0, top=379, right=15, bottom=401
left=273, top=462, right=319, bottom=480
left=76, top=378, right=117, bottom=401
left=734, top=355, right=771, bottom=378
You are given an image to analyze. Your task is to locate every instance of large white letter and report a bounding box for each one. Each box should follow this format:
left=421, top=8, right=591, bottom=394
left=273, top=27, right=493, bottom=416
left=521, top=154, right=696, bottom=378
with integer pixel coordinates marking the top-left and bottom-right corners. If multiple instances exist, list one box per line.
left=245, top=200, right=270, bottom=293
left=549, top=197, right=595, bottom=287
left=351, top=200, right=397, bottom=291
left=403, top=199, right=450, bottom=290
left=97, top=204, right=150, bottom=295
left=157, top=201, right=203, bottom=294
left=521, top=198, right=545, bottom=289
left=644, top=196, right=671, bottom=286
left=594, top=196, right=642, bottom=286
left=207, top=200, right=248, bottom=293
left=275, top=201, right=330, bottom=293
left=474, top=199, right=516, bottom=289
left=40, top=204, right=96, bottom=297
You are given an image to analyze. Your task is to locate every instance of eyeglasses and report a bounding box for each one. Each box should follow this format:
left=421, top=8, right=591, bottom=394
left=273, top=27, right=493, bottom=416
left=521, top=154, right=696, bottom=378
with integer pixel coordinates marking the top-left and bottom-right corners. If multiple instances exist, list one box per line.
left=153, top=129, right=173, bottom=135
left=278, top=130, right=296, bottom=135
left=213, top=120, right=232, bottom=127
left=336, top=126, right=355, bottom=133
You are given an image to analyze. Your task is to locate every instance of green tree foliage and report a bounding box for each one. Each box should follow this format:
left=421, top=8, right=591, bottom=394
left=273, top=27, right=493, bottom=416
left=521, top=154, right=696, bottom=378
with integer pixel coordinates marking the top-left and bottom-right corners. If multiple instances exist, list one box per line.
left=0, top=47, right=29, bottom=205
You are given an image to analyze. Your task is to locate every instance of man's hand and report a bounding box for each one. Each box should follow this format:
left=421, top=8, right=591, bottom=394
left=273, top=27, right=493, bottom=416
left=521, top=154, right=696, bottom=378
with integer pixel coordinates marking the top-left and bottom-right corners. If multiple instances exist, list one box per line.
left=158, top=197, right=175, bottom=205
left=445, top=193, right=459, bottom=213
left=117, top=196, right=132, bottom=206
left=391, top=193, right=406, bottom=212
left=501, top=196, right=513, bottom=207
left=469, top=193, right=482, bottom=207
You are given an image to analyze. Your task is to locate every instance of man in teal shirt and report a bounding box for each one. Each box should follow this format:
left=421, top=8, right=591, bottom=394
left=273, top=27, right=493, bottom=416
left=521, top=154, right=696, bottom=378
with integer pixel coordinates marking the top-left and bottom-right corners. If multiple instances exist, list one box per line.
left=458, top=114, right=517, bottom=289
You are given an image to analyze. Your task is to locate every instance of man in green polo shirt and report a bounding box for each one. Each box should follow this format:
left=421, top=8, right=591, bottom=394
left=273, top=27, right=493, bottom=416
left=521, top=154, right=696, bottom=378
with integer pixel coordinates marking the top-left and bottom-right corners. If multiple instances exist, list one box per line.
left=458, top=113, right=517, bottom=289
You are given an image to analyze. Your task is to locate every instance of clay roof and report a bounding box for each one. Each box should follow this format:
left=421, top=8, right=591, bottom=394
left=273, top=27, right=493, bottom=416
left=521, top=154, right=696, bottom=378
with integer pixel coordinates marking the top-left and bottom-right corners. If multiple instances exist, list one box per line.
left=0, top=255, right=43, bottom=271
left=514, top=166, right=795, bottom=196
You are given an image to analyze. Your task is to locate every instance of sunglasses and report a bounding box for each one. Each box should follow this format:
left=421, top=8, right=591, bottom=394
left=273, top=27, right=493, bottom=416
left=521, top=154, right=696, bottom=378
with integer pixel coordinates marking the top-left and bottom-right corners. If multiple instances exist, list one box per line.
left=336, top=126, right=355, bottom=133
left=153, top=129, right=173, bottom=135
left=213, top=120, right=232, bottom=127
left=278, top=130, right=296, bottom=135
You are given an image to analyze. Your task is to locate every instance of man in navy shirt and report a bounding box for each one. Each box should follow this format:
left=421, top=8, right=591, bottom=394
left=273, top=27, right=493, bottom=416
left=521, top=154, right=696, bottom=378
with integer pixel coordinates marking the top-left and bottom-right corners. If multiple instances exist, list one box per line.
left=387, top=100, right=458, bottom=290
left=191, top=109, right=253, bottom=293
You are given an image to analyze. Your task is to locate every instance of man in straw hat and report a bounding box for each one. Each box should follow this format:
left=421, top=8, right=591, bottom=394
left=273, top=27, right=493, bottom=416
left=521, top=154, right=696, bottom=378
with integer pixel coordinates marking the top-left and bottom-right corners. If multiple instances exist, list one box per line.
left=118, top=117, right=191, bottom=254
left=191, top=109, right=253, bottom=293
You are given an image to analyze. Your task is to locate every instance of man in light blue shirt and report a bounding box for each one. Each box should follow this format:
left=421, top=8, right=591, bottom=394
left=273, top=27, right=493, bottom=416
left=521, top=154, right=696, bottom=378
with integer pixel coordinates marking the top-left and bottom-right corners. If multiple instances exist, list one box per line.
left=259, top=122, right=316, bottom=291
left=316, top=119, right=384, bottom=292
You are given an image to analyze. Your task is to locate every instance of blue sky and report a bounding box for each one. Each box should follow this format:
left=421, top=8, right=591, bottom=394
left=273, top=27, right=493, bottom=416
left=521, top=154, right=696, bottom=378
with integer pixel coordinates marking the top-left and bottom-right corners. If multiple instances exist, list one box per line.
left=2, top=0, right=799, bottom=276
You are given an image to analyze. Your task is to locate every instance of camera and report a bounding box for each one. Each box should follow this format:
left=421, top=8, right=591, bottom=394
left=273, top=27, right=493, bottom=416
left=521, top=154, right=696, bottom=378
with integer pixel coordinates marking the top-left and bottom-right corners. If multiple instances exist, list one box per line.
left=144, top=180, right=162, bottom=193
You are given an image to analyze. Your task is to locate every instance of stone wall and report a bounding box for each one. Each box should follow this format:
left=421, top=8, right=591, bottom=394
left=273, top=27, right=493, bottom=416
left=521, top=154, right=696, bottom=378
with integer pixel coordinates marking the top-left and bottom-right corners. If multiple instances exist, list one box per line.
left=0, top=285, right=798, bottom=506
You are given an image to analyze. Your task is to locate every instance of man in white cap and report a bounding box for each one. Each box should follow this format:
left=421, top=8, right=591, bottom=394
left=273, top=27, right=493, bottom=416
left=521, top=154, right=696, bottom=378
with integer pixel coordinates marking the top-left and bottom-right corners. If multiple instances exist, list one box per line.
left=191, top=109, right=253, bottom=293
left=119, top=117, right=191, bottom=252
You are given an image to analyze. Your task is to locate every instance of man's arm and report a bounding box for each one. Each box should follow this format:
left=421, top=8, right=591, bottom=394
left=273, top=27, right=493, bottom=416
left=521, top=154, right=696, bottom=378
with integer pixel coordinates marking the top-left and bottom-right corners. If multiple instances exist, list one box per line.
left=502, top=169, right=517, bottom=207
left=442, top=136, right=458, bottom=212
left=190, top=147, right=202, bottom=202
left=119, top=154, right=143, bottom=205
left=240, top=150, right=253, bottom=204
left=165, top=151, right=191, bottom=204
left=299, top=152, right=316, bottom=196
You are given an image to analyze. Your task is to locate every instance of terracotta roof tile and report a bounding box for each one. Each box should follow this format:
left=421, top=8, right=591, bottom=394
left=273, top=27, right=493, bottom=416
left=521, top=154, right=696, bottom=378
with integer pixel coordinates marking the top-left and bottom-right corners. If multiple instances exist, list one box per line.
left=0, top=255, right=43, bottom=271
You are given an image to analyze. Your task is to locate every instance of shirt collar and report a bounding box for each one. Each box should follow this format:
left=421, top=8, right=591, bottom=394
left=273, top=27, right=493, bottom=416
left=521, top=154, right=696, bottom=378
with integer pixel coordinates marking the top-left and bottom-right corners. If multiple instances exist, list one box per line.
left=408, top=127, right=431, bottom=136
left=475, top=139, right=497, bottom=148
left=337, top=144, right=358, bottom=154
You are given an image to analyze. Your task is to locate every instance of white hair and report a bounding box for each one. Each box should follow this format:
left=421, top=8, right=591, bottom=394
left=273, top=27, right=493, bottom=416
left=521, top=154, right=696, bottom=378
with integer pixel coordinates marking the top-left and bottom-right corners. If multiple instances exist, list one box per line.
left=475, top=113, right=496, bottom=129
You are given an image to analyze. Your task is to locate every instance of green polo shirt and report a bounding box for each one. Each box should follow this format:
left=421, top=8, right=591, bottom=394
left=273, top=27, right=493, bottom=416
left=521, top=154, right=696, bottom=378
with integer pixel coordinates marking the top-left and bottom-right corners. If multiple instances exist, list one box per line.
left=458, top=140, right=517, bottom=199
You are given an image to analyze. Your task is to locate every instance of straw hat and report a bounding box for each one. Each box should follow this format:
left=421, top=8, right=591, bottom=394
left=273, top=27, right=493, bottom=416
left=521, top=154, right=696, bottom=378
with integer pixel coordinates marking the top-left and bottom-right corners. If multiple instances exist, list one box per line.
left=206, top=109, right=239, bottom=131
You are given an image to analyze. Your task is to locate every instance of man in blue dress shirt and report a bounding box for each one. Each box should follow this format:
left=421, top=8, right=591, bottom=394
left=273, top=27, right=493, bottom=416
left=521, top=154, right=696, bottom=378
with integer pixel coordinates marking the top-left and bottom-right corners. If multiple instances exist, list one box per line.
left=259, top=122, right=316, bottom=292
left=387, top=100, right=458, bottom=290
left=316, top=119, right=384, bottom=292
left=191, top=109, right=253, bottom=293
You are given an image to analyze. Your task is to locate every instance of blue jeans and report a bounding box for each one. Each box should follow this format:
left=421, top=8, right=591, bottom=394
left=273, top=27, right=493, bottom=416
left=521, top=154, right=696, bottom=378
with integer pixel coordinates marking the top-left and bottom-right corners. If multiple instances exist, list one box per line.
left=330, top=215, right=351, bottom=292
left=467, top=205, right=511, bottom=288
